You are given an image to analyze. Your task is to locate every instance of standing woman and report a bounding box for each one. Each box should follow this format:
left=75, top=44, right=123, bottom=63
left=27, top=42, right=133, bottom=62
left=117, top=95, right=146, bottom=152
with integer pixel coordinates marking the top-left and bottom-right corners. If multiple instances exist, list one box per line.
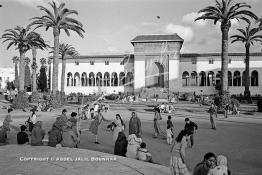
left=170, top=130, right=190, bottom=175
left=153, top=107, right=165, bottom=138
left=89, top=109, right=110, bottom=144
left=28, top=110, right=37, bottom=132
left=113, top=114, right=125, bottom=143
left=208, top=103, right=217, bottom=130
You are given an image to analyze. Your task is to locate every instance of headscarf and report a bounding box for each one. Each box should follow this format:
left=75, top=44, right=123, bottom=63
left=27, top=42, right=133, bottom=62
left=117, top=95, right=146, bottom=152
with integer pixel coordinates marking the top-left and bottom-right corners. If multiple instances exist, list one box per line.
left=127, top=134, right=142, bottom=145
left=217, top=155, right=227, bottom=166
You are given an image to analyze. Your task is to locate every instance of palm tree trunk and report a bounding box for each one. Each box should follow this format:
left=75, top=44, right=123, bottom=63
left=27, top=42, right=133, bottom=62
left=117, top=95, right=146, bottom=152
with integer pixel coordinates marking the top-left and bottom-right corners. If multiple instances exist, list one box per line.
left=19, top=51, right=25, bottom=91
left=14, top=63, right=19, bottom=89
left=61, top=57, right=66, bottom=93
left=52, top=28, right=59, bottom=94
left=244, top=44, right=251, bottom=103
left=32, top=47, right=37, bottom=92
left=220, top=24, right=229, bottom=95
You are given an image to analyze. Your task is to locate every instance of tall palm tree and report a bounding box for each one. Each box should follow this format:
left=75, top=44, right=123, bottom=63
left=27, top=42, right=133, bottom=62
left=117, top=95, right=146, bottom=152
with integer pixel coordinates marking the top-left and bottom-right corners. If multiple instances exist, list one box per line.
left=1, top=26, right=47, bottom=91
left=30, top=1, right=85, bottom=94
left=12, top=56, right=19, bottom=89
left=195, top=0, right=257, bottom=95
left=50, top=43, right=78, bottom=93
left=231, top=23, right=262, bottom=101
left=47, top=58, right=52, bottom=90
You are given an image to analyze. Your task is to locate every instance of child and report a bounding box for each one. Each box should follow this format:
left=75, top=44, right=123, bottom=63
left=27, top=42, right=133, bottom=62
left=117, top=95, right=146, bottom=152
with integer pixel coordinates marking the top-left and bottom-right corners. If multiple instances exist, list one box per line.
left=17, top=125, right=29, bottom=144
left=167, top=116, right=174, bottom=139
left=208, top=155, right=230, bottom=175
left=167, top=125, right=173, bottom=145
left=137, top=142, right=153, bottom=163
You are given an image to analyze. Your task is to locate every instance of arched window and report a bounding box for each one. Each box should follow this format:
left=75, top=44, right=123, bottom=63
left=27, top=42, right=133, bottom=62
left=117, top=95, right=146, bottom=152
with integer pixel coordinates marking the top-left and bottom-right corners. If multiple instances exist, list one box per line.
left=89, top=72, right=95, bottom=86
left=233, top=71, right=241, bottom=86
left=182, top=71, right=189, bottom=87
left=67, top=72, right=73, bottom=86
left=126, top=72, right=133, bottom=87
left=216, top=71, right=221, bottom=85
left=191, top=71, right=198, bottom=86
left=228, top=71, right=232, bottom=86
left=104, top=72, right=110, bottom=87
left=74, top=72, right=80, bottom=86
left=111, top=72, right=118, bottom=86
left=119, top=72, right=125, bottom=86
left=207, top=71, right=214, bottom=86
left=81, top=73, right=87, bottom=86
left=96, top=72, right=103, bottom=86
left=199, top=71, right=206, bottom=86
left=251, top=70, right=258, bottom=86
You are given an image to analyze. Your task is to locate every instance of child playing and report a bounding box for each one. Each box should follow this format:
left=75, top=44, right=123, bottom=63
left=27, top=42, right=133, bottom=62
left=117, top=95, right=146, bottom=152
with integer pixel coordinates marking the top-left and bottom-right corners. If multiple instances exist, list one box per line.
left=137, top=142, right=153, bottom=163
left=208, top=155, right=230, bottom=175
left=17, top=125, right=29, bottom=145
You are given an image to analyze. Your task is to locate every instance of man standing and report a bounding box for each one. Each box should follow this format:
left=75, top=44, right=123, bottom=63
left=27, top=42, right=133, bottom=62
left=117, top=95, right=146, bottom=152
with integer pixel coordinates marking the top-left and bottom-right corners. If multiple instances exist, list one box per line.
left=129, top=111, right=142, bottom=138
left=184, top=118, right=198, bottom=148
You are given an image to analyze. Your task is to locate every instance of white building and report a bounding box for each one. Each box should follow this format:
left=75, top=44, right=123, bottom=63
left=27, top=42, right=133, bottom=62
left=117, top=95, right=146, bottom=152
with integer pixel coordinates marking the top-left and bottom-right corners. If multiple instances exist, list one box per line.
left=0, top=67, right=15, bottom=89
left=53, top=34, right=262, bottom=96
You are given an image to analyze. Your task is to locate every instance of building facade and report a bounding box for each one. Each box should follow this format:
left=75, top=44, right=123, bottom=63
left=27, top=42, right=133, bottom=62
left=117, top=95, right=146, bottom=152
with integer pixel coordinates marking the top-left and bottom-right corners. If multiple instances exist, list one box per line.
left=54, top=34, right=262, bottom=96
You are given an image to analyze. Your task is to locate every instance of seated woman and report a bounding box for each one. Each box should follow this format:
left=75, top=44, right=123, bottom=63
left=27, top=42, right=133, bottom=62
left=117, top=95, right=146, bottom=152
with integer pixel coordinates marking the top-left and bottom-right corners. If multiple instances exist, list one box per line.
left=61, top=121, right=79, bottom=148
left=31, top=121, right=46, bottom=146
left=114, top=132, right=128, bottom=157
left=126, top=134, right=142, bottom=159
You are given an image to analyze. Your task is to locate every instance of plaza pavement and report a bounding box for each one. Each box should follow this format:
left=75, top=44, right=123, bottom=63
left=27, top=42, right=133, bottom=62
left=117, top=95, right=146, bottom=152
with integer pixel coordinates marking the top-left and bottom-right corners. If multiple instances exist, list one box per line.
left=1, top=100, right=262, bottom=174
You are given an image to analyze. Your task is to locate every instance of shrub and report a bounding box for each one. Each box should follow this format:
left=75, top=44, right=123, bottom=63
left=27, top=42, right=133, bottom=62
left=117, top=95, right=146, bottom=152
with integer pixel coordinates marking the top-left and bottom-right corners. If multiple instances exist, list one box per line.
left=105, top=94, right=119, bottom=100
left=12, top=91, right=29, bottom=109
left=257, top=98, right=262, bottom=112
left=181, top=93, right=193, bottom=101
left=30, top=91, right=40, bottom=103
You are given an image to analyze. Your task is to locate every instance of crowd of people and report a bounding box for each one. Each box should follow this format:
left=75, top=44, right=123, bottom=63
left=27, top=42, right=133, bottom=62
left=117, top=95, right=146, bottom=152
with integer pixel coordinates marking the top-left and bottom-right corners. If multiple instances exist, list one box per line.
left=0, top=100, right=232, bottom=175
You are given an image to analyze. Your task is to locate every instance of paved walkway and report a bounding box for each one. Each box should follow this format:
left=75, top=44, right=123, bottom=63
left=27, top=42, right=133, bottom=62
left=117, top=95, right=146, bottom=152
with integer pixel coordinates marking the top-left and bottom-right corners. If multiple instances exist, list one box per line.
left=0, top=145, right=170, bottom=175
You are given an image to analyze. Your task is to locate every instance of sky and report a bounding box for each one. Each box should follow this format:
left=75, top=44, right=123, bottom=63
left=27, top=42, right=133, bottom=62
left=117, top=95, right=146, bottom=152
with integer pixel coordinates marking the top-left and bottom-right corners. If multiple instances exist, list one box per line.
left=0, top=0, right=262, bottom=68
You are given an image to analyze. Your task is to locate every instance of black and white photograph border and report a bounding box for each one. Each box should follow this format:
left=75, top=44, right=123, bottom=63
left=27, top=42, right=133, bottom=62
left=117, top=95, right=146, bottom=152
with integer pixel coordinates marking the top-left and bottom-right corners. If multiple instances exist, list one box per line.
left=0, top=0, right=262, bottom=174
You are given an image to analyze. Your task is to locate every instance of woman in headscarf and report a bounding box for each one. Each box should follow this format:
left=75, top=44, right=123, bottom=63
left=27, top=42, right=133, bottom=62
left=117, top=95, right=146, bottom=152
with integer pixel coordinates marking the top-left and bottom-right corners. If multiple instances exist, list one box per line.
left=126, top=134, right=142, bottom=159
left=170, top=130, right=190, bottom=175
left=153, top=107, right=166, bottom=138
left=48, top=121, right=63, bottom=147
left=61, top=121, right=79, bottom=148
left=31, top=121, right=46, bottom=146
left=112, top=114, right=125, bottom=143
left=114, top=132, right=128, bottom=157
left=89, top=109, right=110, bottom=144
left=129, top=111, right=142, bottom=138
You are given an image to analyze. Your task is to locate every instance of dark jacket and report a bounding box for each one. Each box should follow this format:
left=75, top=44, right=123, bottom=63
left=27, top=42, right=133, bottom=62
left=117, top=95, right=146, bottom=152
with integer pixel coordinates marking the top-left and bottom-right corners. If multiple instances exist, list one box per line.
left=31, top=123, right=45, bottom=146
left=17, top=131, right=29, bottom=144
left=114, top=132, right=128, bottom=157
left=129, top=116, right=142, bottom=138
left=184, top=121, right=198, bottom=135
left=193, top=161, right=209, bottom=175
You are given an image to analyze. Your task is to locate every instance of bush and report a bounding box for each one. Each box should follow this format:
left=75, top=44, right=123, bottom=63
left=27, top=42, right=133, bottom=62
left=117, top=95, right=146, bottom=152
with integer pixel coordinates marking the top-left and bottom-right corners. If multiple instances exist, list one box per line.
left=30, top=91, right=40, bottom=103
left=180, top=93, right=193, bottom=101
left=214, top=92, right=240, bottom=113
left=105, top=94, right=119, bottom=100
left=257, top=98, right=262, bottom=112
left=12, top=91, right=29, bottom=109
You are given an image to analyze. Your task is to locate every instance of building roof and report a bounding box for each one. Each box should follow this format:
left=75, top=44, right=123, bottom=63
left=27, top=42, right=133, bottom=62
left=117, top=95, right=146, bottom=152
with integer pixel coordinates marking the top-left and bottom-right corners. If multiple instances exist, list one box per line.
left=130, top=34, right=184, bottom=45
left=181, top=52, right=262, bottom=57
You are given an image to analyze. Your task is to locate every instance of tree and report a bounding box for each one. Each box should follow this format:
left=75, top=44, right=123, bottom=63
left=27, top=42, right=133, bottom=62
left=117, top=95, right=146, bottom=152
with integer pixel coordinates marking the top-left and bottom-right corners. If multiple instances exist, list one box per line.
left=195, top=0, right=258, bottom=95
left=12, top=56, right=19, bottom=89
left=231, top=22, right=262, bottom=102
left=1, top=26, right=46, bottom=91
left=50, top=43, right=78, bottom=93
left=24, top=57, right=31, bottom=91
left=38, top=58, right=47, bottom=92
left=47, top=58, right=52, bottom=90
left=30, top=1, right=85, bottom=94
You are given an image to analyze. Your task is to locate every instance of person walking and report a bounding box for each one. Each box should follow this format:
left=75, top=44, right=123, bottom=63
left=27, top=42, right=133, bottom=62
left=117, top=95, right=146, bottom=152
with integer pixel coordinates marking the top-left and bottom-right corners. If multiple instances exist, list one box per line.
left=89, top=109, right=110, bottom=144
left=184, top=118, right=198, bottom=148
left=208, top=103, right=217, bottom=130
left=170, top=130, right=190, bottom=175
left=129, top=111, right=142, bottom=138
left=112, top=114, right=125, bottom=143
left=153, top=107, right=165, bottom=138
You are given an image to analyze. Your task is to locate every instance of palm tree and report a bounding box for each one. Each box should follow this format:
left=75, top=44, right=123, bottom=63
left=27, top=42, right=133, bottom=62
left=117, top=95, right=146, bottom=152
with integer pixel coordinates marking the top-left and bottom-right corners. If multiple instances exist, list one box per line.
left=50, top=43, right=78, bottom=93
left=195, top=0, right=257, bottom=95
left=12, top=56, right=19, bottom=89
left=231, top=22, right=262, bottom=102
left=30, top=1, right=85, bottom=94
left=24, top=57, right=31, bottom=90
left=47, top=58, right=52, bottom=90
left=1, top=26, right=47, bottom=91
